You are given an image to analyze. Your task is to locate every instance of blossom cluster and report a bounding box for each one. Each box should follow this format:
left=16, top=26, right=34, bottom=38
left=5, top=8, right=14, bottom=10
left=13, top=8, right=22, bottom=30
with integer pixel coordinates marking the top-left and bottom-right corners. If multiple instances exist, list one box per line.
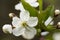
left=2, top=0, right=59, bottom=40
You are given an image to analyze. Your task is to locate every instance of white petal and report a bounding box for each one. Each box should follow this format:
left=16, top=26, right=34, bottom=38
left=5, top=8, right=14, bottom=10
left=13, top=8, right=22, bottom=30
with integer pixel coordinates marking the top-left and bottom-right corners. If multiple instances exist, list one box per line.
left=13, top=27, right=25, bottom=36
left=50, top=21, right=54, bottom=25
left=20, top=10, right=30, bottom=21
left=22, top=27, right=36, bottom=39
left=41, top=31, right=49, bottom=36
left=12, top=16, right=20, bottom=27
left=2, top=24, right=12, bottom=34
left=45, top=16, right=53, bottom=26
left=15, top=2, right=25, bottom=11
left=29, top=2, right=39, bottom=7
left=27, top=17, right=38, bottom=27
left=53, top=33, right=60, bottom=40
left=25, top=0, right=37, bottom=3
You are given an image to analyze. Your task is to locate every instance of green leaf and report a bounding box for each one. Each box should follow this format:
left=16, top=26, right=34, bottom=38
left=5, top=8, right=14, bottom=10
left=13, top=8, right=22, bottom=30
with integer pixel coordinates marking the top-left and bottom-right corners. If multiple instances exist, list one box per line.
left=37, top=5, right=54, bottom=31
left=45, top=33, right=53, bottom=40
left=21, top=0, right=39, bottom=17
left=40, top=5, right=54, bottom=22
left=38, top=5, right=54, bottom=24
left=47, top=25, right=55, bottom=31
left=52, top=29, right=60, bottom=33
left=38, top=0, right=43, bottom=13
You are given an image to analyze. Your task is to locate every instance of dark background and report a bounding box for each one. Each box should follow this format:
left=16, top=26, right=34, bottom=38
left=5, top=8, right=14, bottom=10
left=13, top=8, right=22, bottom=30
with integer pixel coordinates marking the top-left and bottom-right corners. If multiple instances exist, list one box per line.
left=0, top=0, right=60, bottom=40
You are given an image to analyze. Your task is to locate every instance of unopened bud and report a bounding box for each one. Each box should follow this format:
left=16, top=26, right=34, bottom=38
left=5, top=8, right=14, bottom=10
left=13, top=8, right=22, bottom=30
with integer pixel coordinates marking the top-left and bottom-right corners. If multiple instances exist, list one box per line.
left=2, top=24, right=12, bottom=34
left=9, top=13, right=15, bottom=18
left=57, top=22, right=60, bottom=26
left=57, top=22, right=60, bottom=28
left=55, top=9, right=60, bottom=15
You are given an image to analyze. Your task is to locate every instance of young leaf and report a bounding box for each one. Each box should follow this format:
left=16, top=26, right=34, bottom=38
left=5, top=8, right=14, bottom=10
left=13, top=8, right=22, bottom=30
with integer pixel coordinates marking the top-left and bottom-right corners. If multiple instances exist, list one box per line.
left=40, top=5, right=54, bottom=22
left=21, top=0, right=39, bottom=17
left=38, top=5, right=54, bottom=30
left=47, top=25, right=55, bottom=31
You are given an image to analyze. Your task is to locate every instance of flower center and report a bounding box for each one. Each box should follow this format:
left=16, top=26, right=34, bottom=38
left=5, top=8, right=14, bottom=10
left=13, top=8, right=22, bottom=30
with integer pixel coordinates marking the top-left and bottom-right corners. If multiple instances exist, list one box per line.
left=21, top=21, right=27, bottom=27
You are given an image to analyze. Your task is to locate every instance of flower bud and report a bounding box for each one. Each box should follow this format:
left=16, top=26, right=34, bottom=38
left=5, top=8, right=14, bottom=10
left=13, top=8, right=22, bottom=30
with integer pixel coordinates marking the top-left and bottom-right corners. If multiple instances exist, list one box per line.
left=2, top=24, right=12, bottom=34
left=9, top=13, right=15, bottom=18
left=55, top=9, right=60, bottom=15
left=57, top=22, right=60, bottom=28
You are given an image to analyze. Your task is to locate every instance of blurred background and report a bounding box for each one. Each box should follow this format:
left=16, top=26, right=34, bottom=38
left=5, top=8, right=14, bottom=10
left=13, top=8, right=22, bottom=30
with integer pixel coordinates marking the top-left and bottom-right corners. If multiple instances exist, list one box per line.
left=0, top=0, right=60, bottom=40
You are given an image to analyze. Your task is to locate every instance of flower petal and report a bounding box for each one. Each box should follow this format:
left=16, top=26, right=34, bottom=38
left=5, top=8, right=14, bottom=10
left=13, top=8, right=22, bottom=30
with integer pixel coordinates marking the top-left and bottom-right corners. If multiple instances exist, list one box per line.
left=2, top=24, right=12, bottom=34
left=27, top=17, right=38, bottom=27
left=13, top=27, right=25, bottom=36
left=41, top=31, right=49, bottom=36
left=12, top=16, right=20, bottom=27
left=20, top=10, right=30, bottom=21
left=22, top=27, right=36, bottom=39
left=15, top=2, right=25, bottom=11
left=25, top=0, right=37, bottom=3
left=53, top=33, right=60, bottom=40
left=50, top=21, right=54, bottom=25
left=44, top=16, right=53, bottom=26
left=29, top=2, right=39, bottom=7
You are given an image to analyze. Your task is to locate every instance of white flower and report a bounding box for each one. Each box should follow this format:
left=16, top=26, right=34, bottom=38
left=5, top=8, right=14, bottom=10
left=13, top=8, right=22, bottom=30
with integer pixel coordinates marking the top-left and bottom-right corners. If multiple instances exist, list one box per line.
left=15, top=0, right=39, bottom=11
left=53, top=33, right=60, bottom=40
left=2, top=24, right=12, bottom=34
left=12, top=10, right=38, bottom=39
